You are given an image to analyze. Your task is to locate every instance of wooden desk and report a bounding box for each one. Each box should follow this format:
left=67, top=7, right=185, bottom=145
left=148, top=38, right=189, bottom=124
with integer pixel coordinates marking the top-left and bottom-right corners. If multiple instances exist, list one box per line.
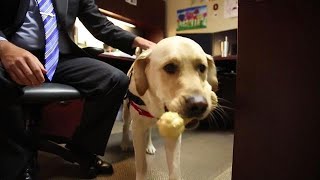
left=99, top=53, right=135, bottom=62
left=98, top=53, right=134, bottom=73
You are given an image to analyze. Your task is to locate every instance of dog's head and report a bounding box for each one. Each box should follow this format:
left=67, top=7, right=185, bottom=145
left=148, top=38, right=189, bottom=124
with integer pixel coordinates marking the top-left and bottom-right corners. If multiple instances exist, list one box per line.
left=133, top=36, right=218, bottom=122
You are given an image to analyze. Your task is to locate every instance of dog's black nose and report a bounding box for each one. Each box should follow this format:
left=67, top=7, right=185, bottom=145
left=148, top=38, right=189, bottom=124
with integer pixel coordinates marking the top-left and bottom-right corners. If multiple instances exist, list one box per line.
left=185, top=95, right=208, bottom=118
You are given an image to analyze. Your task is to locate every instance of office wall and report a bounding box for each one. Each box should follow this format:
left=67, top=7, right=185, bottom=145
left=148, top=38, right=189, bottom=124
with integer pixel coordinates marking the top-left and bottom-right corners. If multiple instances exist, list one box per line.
left=166, top=0, right=238, bottom=36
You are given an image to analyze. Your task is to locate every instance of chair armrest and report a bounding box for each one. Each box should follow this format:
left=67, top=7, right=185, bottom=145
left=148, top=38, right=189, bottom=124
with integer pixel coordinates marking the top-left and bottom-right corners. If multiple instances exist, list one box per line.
left=21, top=83, right=81, bottom=104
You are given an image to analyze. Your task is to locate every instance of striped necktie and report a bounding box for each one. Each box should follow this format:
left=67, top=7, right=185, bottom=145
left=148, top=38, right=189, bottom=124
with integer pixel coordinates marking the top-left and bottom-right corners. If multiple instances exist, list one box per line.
left=37, top=0, right=59, bottom=81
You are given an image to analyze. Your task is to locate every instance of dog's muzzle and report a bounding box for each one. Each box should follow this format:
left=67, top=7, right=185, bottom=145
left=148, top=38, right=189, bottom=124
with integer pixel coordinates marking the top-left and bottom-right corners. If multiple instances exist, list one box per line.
left=164, top=95, right=208, bottom=130
left=182, top=95, right=208, bottom=130
left=184, top=95, right=208, bottom=118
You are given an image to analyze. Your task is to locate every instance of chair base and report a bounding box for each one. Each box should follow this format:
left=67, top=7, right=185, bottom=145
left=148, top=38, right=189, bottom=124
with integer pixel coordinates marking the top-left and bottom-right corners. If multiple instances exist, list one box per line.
left=38, top=138, right=76, bottom=163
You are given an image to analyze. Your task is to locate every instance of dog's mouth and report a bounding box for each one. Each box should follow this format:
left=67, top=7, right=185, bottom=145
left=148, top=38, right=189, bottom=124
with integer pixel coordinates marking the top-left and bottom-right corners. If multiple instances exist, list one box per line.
left=164, top=105, right=169, bottom=112
left=164, top=105, right=200, bottom=130
left=185, top=119, right=200, bottom=130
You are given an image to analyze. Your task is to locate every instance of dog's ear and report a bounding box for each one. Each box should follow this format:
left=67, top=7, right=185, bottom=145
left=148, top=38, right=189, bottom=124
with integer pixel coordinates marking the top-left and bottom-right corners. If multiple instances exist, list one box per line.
left=206, top=54, right=219, bottom=92
left=133, top=49, right=152, bottom=96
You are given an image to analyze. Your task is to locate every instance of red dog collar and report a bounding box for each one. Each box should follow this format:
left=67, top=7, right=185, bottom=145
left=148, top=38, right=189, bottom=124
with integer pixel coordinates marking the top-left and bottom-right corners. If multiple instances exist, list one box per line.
left=130, top=100, right=155, bottom=118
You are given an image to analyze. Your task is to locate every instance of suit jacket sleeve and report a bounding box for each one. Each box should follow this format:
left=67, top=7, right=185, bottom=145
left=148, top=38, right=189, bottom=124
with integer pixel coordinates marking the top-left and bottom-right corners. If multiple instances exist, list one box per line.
left=77, top=0, right=137, bottom=55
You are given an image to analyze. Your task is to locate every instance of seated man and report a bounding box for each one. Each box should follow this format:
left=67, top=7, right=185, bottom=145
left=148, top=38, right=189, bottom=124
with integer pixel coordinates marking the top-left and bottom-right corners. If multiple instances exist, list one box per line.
left=0, top=0, right=155, bottom=179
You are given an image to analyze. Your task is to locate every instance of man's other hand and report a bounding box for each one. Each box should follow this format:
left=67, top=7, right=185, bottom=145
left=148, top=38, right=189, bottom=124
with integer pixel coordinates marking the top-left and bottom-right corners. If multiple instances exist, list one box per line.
left=0, top=41, right=47, bottom=86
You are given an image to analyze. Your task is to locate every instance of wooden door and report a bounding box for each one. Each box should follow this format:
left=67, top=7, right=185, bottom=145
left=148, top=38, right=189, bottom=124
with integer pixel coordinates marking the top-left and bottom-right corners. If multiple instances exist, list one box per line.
left=232, top=1, right=320, bottom=180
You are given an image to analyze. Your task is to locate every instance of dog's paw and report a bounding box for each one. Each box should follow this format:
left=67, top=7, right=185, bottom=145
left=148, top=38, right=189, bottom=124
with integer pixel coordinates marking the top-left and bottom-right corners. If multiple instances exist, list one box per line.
left=146, top=144, right=156, bottom=155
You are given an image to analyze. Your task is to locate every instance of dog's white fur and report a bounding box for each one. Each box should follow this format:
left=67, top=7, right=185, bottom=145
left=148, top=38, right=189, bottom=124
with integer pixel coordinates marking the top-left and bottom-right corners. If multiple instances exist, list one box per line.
left=121, top=36, right=219, bottom=180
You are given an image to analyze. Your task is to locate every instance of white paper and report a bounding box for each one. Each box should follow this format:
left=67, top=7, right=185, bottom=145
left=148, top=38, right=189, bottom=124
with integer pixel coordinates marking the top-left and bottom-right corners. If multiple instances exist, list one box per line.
left=125, top=0, right=137, bottom=6
left=224, top=0, right=238, bottom=18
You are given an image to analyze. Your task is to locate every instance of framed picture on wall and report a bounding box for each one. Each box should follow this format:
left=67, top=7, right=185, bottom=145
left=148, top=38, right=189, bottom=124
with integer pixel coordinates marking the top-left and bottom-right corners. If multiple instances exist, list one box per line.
left=176, top=5, right=207, bottom=31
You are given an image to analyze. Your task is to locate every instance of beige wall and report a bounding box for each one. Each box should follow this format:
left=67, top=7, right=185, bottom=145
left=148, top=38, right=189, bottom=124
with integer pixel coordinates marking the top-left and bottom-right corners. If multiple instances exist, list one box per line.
left=166, top=0, right=238, bottom=37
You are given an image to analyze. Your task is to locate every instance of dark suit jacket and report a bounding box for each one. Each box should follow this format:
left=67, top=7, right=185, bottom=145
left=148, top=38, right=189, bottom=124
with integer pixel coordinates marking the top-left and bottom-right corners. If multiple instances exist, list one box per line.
left=0, top=0, right=137, bottom=55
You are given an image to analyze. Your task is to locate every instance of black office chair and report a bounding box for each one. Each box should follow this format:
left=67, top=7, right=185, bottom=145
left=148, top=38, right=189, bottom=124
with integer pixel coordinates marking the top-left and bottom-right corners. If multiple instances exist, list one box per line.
left=19, top=47, right=104, bottom=178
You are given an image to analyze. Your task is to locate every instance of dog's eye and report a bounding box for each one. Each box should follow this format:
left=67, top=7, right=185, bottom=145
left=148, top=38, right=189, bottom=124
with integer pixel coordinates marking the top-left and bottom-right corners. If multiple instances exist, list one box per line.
left=198, top=64, right=206, bottom=73
left=163, top=63, right=178, bottom=74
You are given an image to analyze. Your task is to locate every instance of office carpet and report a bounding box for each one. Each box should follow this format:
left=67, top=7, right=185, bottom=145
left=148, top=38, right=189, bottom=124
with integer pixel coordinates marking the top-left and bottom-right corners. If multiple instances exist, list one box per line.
left=37, top=121, right=233, bottom=180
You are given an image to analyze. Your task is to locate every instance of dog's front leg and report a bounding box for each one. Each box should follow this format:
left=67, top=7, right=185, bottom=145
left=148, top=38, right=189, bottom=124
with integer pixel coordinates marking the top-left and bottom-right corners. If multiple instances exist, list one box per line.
left=121, top=102, right=132, bottom=151
left=132, top=119, right=148, bottom=180
left=164, top=135, right=182, bottom=180
left=146, top=128, right=156, bottom=154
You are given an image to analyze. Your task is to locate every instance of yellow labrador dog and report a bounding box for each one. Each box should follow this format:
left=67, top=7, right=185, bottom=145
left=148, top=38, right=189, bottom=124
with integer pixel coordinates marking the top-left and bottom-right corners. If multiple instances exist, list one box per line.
left=121, top=36, right=218, bottom=180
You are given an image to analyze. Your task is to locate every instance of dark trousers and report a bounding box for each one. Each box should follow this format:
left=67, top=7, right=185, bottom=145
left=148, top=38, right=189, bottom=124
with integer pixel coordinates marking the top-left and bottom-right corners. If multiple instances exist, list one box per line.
left=0, top=53, right=129, bottom=157
left=0, top=103, right=33, bottom=180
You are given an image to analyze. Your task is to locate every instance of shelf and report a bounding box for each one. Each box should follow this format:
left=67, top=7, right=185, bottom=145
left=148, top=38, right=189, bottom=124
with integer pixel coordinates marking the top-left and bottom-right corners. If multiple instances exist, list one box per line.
left=213, top=55, right=237, bottom=61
